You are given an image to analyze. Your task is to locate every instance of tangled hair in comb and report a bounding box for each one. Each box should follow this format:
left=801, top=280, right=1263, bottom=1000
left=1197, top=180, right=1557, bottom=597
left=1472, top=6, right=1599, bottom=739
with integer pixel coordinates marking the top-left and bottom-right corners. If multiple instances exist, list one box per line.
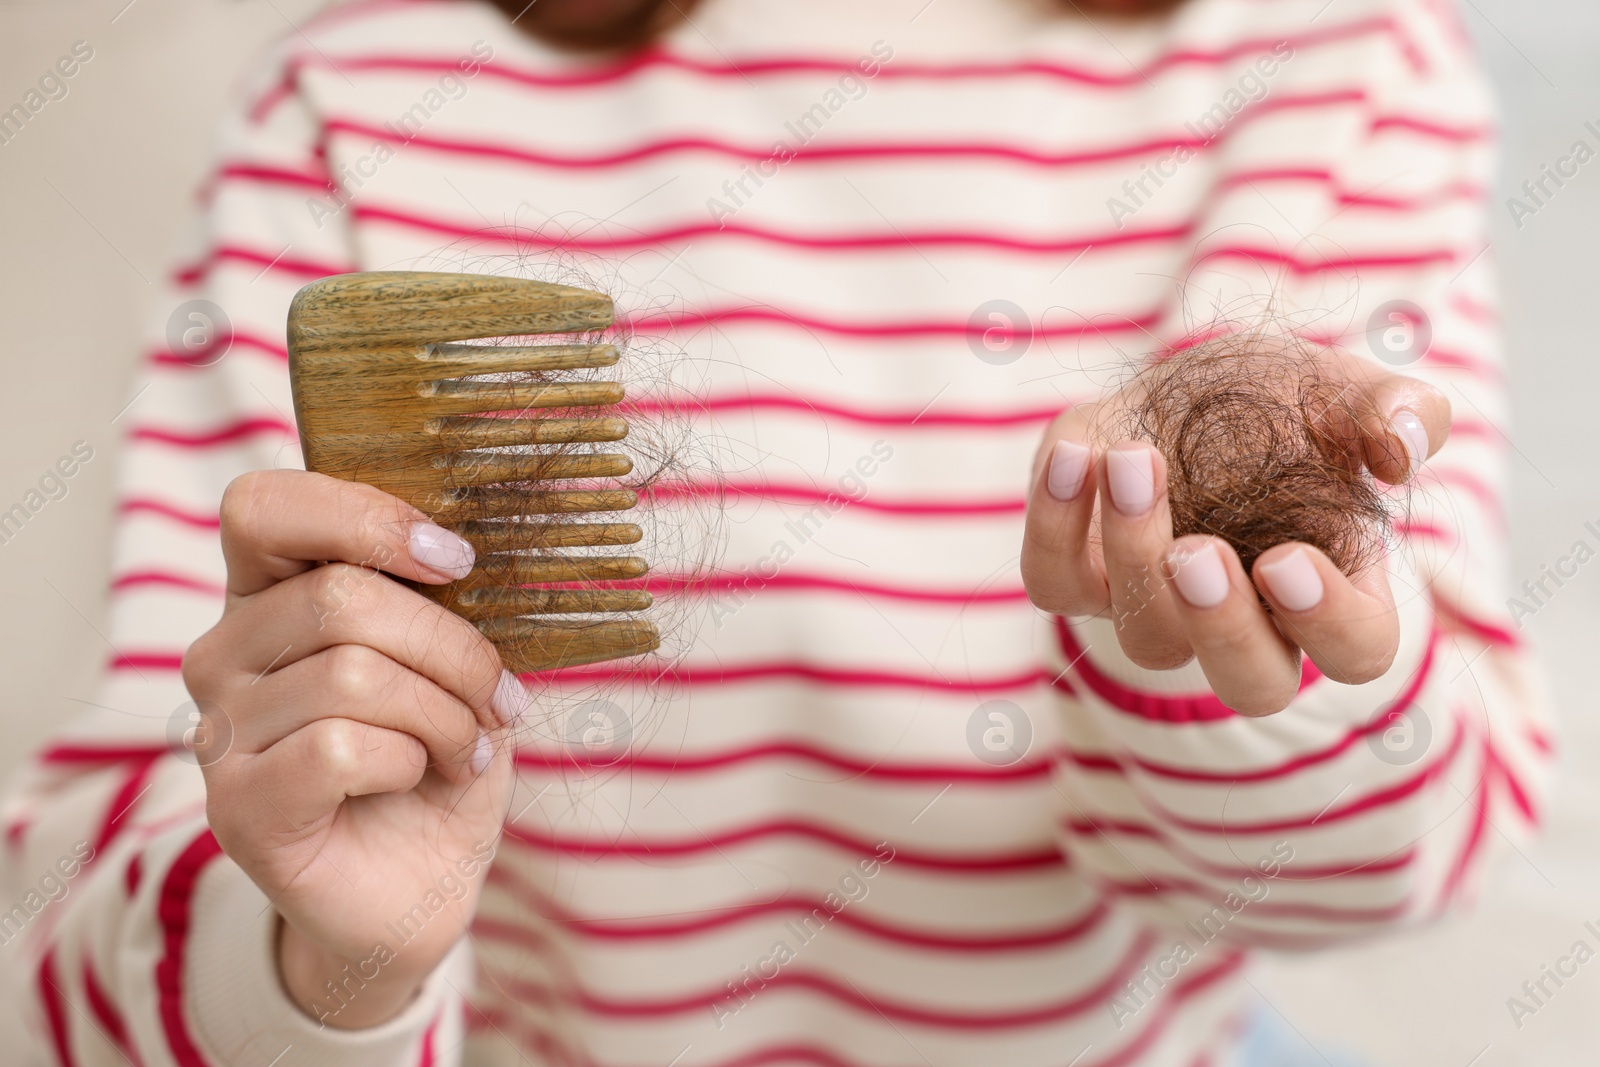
left=1094, top=331, right=1400, bottom=578
left=390, top=240, right=730, bottom=761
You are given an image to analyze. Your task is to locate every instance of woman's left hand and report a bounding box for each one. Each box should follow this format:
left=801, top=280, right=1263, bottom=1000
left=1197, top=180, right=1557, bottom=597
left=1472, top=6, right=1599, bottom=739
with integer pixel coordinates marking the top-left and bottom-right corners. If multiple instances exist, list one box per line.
left=1019, top=349, right=1451, bottom=716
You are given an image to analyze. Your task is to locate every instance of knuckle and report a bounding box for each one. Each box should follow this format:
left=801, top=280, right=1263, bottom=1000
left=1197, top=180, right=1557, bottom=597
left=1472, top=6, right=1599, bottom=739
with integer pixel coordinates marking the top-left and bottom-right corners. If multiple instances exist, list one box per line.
left=305, top=562, right=378, bottom=625
left=320, top=643, right=394, bottom=702
left=180, top=630, right=219, bottom=695
left=311, top=717, right=373, bottom=776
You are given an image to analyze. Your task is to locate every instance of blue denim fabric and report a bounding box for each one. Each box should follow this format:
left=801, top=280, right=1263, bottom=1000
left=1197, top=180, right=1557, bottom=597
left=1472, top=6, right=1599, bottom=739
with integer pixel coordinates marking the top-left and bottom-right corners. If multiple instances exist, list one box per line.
left=1237, top=1006, right=1380, bottom=1067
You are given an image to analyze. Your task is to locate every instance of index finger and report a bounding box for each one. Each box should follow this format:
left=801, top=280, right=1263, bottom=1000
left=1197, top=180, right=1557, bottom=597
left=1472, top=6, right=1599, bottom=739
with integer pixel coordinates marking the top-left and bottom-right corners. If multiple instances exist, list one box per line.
left=1324, top=351, right=1452, bottom=486
left=220, top=469, right=475, bottom=597
left=1021, top=411, right=1109, bottom=617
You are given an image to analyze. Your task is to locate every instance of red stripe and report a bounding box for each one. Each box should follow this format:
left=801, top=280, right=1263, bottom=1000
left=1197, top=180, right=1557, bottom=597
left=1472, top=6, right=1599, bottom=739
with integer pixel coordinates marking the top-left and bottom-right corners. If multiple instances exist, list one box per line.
left=1417, top=466, right=1505, bottom=530
left=347, top=168, right=1480, bottom=259
left=1484, top=739, right=1537, bottom=824
left=39, top=744, right=169, bottom=765
left=92, top=755, right=162, bottom=856
left=1431, top=593, right=1520, bottom=649
left=1053, top=615, right=1324, bottom=723
left=1396, top=519, right=1454, bottom=543
left=109, top=646, right=1059, bottom=691
left=83, top=958, right=139, bottom=1065
left=1421, top=345, right=1503, bottom=383
left=483, top=866, right=1103, bottom=951
left=563, top=658, right=1055, bottom=694
left=1058, top=628, right=1437, bottom=781
left=111, top=570, right=226, bottom=597
left=502, top=820, right=1059, bottom=873
left=1372, top=113, right=1492, bottom=142
left=655, top=478, right=1026, bottom=516
left=627, top=305, right=1158, bottom=342
left=1154, top=712, right=1469, bottom=836
left=38, top=950, right=76, bottom=1067
left=285, top=17, right=1399, bottom=92
left=1190, top=242, right=1458, bottom=275
left=635, top=390, right=1061, bottom=428
left=129, top=417, right=294, bottom=449
left=215, top=162, right=330, bottom=192
left=112, top=652, right=187, bottom=673
left=319, top=90, right=1384, bottom=173
left=108, top=566, right=1022, bottom=608
left=1436, top=744, right=1491, bottom=910
left=147, top=330, right=288, bottom=369
left=483, top=931, right=1154, bottom=1027
left=417, top=1013, right=439, bottom=1067
left=1212, top=168, right=1482, bottom=210
left=137, top=322, right=1076, bottom=430
left=1450, top=293, right=1497, bottom=325
left=125, top=853, right=144, bottom=898
left=119, top=498, right=220, bottom=530
left=353, top=201, right=1187, bottom=256
left=515, top=737, right=1047, bottom=782
left=1096, top=870, right=1409, bottom=924
left=647, top=571, right=1029, bottom=605
left=477, top=948, right=1242, bottom=1067
left=1066, top=814, right=1415, bottom=882
left=155, top=830, right=225, bottom=1067
left=172, top=246, right=351, bottom=287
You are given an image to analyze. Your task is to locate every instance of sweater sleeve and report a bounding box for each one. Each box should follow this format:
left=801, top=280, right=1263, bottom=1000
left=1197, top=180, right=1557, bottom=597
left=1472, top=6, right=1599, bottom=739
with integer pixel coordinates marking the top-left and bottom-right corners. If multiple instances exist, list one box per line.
left=1046, top=0, right=1556, bottom=949
left=0, top=41, right=469, bottom=1067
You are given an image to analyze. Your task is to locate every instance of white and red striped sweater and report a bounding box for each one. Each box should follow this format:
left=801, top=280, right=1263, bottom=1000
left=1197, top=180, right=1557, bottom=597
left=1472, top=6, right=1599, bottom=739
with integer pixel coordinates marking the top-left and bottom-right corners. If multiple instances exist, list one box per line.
left=1, top=0, right=1555, bottom=1064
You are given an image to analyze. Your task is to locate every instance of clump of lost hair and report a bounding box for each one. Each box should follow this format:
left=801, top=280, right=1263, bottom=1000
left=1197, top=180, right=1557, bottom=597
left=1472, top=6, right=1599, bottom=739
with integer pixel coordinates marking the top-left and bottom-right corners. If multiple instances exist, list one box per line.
left=1097, top=333, right=1397, bottom=577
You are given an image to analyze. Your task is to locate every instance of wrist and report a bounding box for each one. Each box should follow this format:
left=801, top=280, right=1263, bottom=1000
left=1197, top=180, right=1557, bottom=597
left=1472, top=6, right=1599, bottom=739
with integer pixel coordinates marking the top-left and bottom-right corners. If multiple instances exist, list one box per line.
left=276, top=917, right=430, bottom=1030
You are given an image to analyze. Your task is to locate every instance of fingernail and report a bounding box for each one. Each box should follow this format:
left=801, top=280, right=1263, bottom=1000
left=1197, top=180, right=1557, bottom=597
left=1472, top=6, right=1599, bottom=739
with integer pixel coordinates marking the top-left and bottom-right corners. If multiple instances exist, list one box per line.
left=1106, top=444, right=1156, bottom=516
left=1258, top=548, right=1324, bottom=612
left=1046, top=440, right=1091, bottom=501
left=410, top=522, right=475, bottom=580
left=471, top=734, right=492, bottom=775
left=492, top=670, right=529, bottom=728
left=1170, top=541, right=1230, bottom=608
left=1390, top=409, right=1429, bottom=480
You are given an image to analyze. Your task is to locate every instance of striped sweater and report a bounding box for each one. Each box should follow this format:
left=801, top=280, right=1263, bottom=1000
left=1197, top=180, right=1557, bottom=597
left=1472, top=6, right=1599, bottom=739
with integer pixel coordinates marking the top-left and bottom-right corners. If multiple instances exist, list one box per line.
left=0, top=0, right=1556, bottom=1064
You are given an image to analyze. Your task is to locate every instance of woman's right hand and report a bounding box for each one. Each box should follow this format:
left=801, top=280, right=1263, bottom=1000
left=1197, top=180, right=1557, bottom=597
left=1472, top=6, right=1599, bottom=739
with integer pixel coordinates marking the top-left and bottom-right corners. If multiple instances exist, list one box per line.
left=181, top=470, right=525, bottom=1029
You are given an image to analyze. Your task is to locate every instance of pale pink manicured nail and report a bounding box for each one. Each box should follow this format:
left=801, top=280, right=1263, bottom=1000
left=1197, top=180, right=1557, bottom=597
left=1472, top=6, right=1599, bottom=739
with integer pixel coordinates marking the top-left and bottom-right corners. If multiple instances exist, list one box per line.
left=1170, top=541, right=1230, bottom=608
left=1391, top=409, right=1429, bottom=479
left=409, top=522, right=475, bottom=580
left=492, top=670, right=529, bottom=728
left=1258, top=548, right=1325, bottom=612
left=1046, top=440, right=1091, bottom=501
left=471, top=734, right=492, bottom=775
left=1106, top=444, right=1156, bottom=516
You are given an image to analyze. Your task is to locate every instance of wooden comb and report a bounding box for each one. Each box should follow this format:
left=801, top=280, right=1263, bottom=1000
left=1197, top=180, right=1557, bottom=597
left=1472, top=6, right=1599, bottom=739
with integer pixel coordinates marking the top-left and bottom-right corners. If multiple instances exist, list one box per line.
left=286, top=270, right=659, bottom=673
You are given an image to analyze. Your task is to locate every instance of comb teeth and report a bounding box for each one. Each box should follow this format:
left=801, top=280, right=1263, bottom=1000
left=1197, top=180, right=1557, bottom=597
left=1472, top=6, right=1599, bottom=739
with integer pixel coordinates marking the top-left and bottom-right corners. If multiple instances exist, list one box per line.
left=452, top=521, right=643, bottom=554
left=287, top=271, right=662, bottom=673
left=436, top=451, right=633, bottom=486
left=453, top=587, right=654, bottom=621
left=429, top=416, right=629, bottom=449
left=420, top=380, right=625, bottom=414
left=430, top=488, right=639, bottom=521
left=475, top=618, right=660, bottom=673
left=422, top=341, right=620, bottom=375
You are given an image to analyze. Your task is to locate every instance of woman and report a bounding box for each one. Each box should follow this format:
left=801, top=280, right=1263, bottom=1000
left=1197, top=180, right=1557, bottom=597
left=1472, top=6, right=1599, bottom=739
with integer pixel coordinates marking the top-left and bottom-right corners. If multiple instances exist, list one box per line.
left=3, top=0, right=1550, bottom=1064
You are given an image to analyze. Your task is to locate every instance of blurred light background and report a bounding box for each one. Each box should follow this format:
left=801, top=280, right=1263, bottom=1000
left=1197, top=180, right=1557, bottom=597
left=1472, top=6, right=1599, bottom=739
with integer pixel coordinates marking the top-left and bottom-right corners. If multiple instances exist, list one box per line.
left=0, top=1, right=1594, bottom=1062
